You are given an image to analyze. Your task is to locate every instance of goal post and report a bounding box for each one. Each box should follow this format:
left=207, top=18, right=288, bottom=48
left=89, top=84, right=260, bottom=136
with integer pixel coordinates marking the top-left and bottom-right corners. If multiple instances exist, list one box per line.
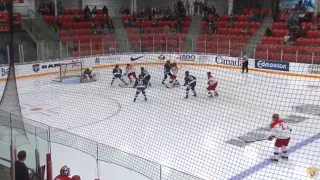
left=54, top=61, right=83, bottom=82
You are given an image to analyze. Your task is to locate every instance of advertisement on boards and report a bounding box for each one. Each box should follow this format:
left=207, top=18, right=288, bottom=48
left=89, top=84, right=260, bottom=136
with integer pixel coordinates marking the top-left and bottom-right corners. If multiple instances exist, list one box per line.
left=308, top=64, right=320, bottom=74
left=255, top=60, right=289, bottom=71
left=215, top=56, right=243, bottom=66
left=180, top=54, right=196, bottom=61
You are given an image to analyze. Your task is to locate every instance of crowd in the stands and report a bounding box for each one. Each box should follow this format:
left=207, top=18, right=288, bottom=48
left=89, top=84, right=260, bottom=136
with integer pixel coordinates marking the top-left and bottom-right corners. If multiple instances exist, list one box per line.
left=266, top=0, right=318, bottom=45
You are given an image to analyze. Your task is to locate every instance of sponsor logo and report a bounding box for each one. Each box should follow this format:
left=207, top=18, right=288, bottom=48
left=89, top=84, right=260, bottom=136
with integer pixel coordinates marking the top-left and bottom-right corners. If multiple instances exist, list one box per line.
left=307, top=167, right=319, bottom=178
left=255, top=60, right=289, bottom=71
left=1, top=67, right=9, bottom=76
left=32, top=64, right=40, bottom=72
left=308, top=64, right=320, bottom=74
left=95, top=57, right=100, bottom=64
left=32, top=63, right=60, bottom=72
left=198, top=55, right=210, bottom=61
left=130, top=56, right=144, bottom=61
left=215, top=56, right=243, bottom=66
left=180, top=54, right=195, bottom=61
left=158, top=54, right=165, bottom=60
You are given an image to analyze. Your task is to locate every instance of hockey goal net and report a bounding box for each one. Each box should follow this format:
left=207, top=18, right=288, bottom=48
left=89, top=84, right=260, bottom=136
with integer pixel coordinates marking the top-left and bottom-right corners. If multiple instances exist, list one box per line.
left=53, top=61, right=83, bottom=82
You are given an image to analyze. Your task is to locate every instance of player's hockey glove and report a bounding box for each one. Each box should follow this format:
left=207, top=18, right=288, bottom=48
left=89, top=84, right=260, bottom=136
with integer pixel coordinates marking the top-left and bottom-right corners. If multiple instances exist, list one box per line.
left=268, top=136, right=275, bottom=141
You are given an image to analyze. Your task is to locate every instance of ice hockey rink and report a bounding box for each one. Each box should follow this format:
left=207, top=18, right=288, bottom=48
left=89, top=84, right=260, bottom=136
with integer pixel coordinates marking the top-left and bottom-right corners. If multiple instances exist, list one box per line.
left=1, top=64, right=320, bottom=180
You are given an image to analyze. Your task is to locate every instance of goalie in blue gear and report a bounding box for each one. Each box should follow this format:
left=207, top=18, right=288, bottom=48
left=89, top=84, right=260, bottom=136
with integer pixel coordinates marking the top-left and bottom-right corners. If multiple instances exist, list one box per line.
left=133, top=74, right=148, bottom=102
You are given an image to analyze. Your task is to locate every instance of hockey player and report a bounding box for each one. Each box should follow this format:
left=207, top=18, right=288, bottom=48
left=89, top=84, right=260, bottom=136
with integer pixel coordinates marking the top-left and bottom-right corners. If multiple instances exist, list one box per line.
left=71, top=175, right=81, bottom=180
left=111, top=64, right=127, bottom=86
left=54, top=166, right=71, bottom=180
left=268, top=114, right=292, bottom=162
left=183, top=71, right=197, bottom=98
left=162, top=60, right=173, bottom=84
left=170, top=62, right=180, bottom=86
left=133, top=74, right=148, bottom=102
left=207, top=72, right=218, bottom=97
left=82, top=67, right=93, bottom=79
left=140, top=67, right=151, bottom=86
left=124, top=64, right=137, bottom=83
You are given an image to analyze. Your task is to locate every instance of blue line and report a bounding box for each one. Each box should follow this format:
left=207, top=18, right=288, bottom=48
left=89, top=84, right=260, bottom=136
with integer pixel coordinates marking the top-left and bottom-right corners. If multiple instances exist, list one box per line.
left=229, top=132, right=320, bottom=180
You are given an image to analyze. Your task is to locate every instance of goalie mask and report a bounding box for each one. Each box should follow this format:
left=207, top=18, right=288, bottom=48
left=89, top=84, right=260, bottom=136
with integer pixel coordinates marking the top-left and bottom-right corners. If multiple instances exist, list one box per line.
left=60, top=165, right=70, bottom=176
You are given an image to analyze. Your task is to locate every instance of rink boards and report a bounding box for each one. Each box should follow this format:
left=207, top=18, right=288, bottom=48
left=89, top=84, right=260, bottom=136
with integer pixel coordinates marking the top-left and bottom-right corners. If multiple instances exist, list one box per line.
left=1, top=53, right=320, bottom=81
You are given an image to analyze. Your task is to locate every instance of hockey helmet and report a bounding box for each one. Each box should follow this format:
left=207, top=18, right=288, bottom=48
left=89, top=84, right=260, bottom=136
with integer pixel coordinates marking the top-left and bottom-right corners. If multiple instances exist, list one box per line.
left=207, top=72, right=211, bottom=76
left=115, top=64, right=119, bottom=68
left=166, top=60, right=170, bottom=64
left=60, top=165, right=70, bottom=176
left=71, top=175, right=81, bottom=180
left=272, top=114, right=279, bottom=121
left=172, top=62, right=177, bottom=66
left=185, top=71, right=189, bottom=76
left=127, top=64, right=130, bottom=67
left=141, top=67, right=145, bottom=71
left=138, top=74, right=143, bottom=79
left=89, top=67, right=92, bottom=71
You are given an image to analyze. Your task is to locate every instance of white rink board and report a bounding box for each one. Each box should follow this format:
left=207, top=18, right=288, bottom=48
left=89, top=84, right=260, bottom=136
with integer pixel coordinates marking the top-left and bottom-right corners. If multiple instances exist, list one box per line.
left=0, top=53, right=320, bottom=81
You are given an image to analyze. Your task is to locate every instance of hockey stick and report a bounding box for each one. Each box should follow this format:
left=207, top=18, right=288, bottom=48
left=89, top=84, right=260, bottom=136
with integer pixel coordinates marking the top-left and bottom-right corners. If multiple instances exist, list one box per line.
left=164, top=84, right=181, bottom=89
left=119, top=84, right=133, bottom=88
left=244, top=138, right=268, bottom=143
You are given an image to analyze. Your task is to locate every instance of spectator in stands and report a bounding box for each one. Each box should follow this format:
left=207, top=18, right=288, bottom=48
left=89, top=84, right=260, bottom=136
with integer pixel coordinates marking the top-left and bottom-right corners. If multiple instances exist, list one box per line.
left=91, top=23, right=97, bottom=35
left=49, top=0, right=55, bottom=16
left=92, top=6, right=97, bottom=17
left=193, top=0, right=199, bottom=16
left=109, top=45, right=116, bottom=54
left=38, top=1, right=46, bottom=16
left=283, top=33, right=291, bottom=45
left=265, top=27, right=272, bottom=36
left=15, top=151, right=29, bottom=180
left=299, top=26, right=307, bottom=38
left=125, top=7, right=130, bottom=15
left=54, top=166, right=71, bottom=180
left=139, top=25, right=144, bottom=34
left=57, top=20, right=62, bottom=30
left=84, top=5, right=91, bottom=21
left=248, top=11, right=256, bottom=22
left=199, top=1, right=204, bottom=16
left=0, top=1, right=5, bottom=12
left=186, top=0, right=190, bottom=15
left=73, top=12, right=80, bottom=22
left=103, top=5, right=108, bottom=15
left=164, top=24, right=170, bottom=33
left=298, top=11, right=306, bottom=22
left=151, top=16, right=158, bottom=26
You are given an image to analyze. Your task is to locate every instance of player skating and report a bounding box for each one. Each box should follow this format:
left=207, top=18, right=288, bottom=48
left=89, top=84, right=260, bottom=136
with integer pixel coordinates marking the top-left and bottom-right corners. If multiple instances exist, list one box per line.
left=124, top=64, right=137, bottom=83
left=207, top=72, right=218, bottom=97
left=140, top=67, right=151, bottom=86
left=162, top=60, right=173, bottom=84
left=133, top=74, right=148, bottom=102
left=81, top=67, right=96, bottom=83
left=111, top=65, right=128, bottom=86
left=170, top=62, right=180, bottom=86
left=184, top=71, right=197, bottom=98
left=268, top=114, right=292, bottom=162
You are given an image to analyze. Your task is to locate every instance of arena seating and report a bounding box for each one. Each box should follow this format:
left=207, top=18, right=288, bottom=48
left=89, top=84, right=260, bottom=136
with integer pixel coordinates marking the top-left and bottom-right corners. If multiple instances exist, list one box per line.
left=196, top=8, right=269, bottom=56
left=122, top=14, right=192, bottom=52
left=256, top=11, right=320, bottom=64
left=43, top=9, right=119, bottom=57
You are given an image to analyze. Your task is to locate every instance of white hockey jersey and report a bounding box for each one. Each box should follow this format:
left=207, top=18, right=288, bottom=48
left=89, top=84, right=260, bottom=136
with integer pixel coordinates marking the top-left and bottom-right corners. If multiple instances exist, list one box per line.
left=126, top=65, right=135, bottom=74
left=172, top=66, right=178, bottom=75
left=208, top=76, right=217, bottom=86
left=270, top=120, right=291, bottom=139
